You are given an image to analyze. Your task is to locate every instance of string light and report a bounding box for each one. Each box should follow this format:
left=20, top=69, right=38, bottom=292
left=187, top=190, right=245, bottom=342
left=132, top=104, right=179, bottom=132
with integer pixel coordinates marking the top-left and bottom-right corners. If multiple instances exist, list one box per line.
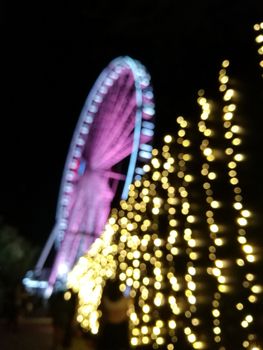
left=197, top=90, right=226, bottom=347
left=219, top=60, right=262, bottom=349
left=254, top=22, right=263, bottom=74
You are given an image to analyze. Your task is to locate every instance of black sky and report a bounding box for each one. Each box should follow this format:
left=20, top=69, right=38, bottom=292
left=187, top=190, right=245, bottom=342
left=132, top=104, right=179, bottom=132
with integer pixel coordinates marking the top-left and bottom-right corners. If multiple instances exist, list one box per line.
left=1, top=1, right=263, bottom=245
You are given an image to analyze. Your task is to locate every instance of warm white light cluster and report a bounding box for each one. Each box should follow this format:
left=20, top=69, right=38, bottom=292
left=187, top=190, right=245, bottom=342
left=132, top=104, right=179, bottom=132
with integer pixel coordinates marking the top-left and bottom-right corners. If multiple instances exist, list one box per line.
left=115, top=131, right=206, bottom=349
left=197, top=89, right=227, bottom=347
left=218, top=61, right=262, bottom=349
left=175, top=116, right=202, bottom=348
left=219, top=62, right=255, bottom=264
left=120, top=145, right=180, bottom=348
left=67, top=220, right=119, bottom=334
left=67, top=61, right=262, bottom=349
left=254, top=22, right=263, bottom=74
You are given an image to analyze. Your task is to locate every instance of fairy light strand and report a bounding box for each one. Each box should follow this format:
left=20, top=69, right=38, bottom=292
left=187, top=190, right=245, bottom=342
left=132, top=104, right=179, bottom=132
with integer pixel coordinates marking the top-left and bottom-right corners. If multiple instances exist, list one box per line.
left=219, top=60, right=262, bottom=349
left=197, top=90, right=226, bottom=349
left=254, top=22, right=263, bottom=76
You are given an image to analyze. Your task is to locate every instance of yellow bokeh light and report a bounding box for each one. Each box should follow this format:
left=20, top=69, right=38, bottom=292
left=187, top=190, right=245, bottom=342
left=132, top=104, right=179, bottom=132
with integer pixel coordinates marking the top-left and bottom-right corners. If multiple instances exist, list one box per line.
left=164, top=135, right=173, bottom=143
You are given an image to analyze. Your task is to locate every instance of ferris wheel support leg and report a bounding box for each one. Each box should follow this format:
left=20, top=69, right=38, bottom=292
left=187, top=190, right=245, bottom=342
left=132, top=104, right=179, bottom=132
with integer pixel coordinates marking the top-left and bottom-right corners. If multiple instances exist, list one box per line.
left=48, top=230, right=76, bottom=289
left=35, top=225, right=57, bottom=271
left=48, top=253, right=61, bottom=288
left=67, top=231, right=83, bottom=270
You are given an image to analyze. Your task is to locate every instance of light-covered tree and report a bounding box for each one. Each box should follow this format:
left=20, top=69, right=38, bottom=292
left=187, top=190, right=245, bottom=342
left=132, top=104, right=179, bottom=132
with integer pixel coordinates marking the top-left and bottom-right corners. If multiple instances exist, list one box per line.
left=68, top=60, right=263, bottom=350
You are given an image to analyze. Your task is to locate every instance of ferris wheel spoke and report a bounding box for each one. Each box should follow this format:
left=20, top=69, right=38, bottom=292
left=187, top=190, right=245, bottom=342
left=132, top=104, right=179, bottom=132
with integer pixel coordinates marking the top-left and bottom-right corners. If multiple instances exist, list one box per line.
left=90, top=130, right=134, bottom=169
left=108, top=74, right=135, bottom=119
left=86, top=94, right=136, bottom=163
left=103, top=170, right=126, bottom=181
left=94, top=124, right=135, bottom=168
left=89, top=73, right=134, bottom=145
left=67, top=231, right=85, bottom=268
left=65, top=177, right=86, bottom=220
left=96, top=138, right=135, bottom=170
left=89, top=109, right=136, bottom=166
left=100, top=98, right=135, bottom=145
left=95, top=72, right=134, bottom=132
left=95, top=114, right=152, bottom=170
left=110, top=71, right=134, bottom=112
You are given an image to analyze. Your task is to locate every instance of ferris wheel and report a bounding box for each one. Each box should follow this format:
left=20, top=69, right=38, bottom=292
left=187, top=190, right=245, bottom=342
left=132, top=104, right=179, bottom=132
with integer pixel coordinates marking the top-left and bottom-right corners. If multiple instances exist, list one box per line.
left=24, top=56, right=155, bottom=293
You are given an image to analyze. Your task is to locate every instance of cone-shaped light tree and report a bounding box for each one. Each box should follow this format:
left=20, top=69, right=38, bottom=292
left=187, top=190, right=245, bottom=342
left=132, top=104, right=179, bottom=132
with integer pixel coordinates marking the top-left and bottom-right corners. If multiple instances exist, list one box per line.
left=68, top=57, right=263, bottom=350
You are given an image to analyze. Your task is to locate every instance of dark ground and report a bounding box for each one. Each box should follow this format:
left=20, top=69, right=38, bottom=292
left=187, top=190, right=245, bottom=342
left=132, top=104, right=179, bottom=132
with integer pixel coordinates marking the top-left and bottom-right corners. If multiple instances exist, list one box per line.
left=0, top=317, right=93, bottom=350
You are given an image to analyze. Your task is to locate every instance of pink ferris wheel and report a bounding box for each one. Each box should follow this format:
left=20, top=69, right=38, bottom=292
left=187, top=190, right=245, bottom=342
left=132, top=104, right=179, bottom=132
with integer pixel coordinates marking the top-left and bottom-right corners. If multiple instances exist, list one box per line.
left=24, top=56, right=155, bottom=293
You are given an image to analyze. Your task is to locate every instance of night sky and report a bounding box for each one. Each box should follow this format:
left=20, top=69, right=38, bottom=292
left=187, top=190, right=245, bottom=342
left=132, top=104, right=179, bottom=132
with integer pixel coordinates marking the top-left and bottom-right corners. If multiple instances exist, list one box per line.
left=1, top=1, right=263, bottom=246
